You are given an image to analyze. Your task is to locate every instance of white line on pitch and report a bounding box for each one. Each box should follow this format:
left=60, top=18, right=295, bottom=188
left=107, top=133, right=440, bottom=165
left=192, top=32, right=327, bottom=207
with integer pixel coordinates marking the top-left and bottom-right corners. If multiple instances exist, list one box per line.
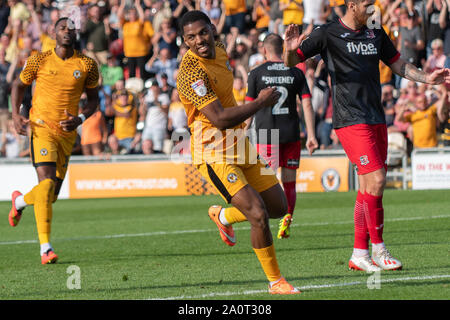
left=148, top=274, right=450, bottom=300
left=0, top=214, right=449, bottom=245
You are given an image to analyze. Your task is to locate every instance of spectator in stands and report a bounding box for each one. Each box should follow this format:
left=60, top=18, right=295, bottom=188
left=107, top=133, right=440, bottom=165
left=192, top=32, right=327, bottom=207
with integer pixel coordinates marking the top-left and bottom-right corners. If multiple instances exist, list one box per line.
left=108, top=89, right=139, bottom=154
left=0, top=48, right=9, bottom=142
left=329, top=0, right=346, bottom=21
left=398, top=87, right=449, bottom=148
left=302, top=0, right=331, bottom=35
left=80, top=97, right=108, bottom=156
left=382, top=84, right=397, bottom=128
left=101, top=54, right=124, bottom=91
left=118, top=0, right=153, bottom=79
left=82, top=4, right=110, bottom=66
left=167, top=88, right=188, bottom=135
left=268, top=0, right=283, bottom=35
left=159, top=73, right=174, bottom=97
left=279, top=0, right=304, bottom=34
left=223, top=0, right=247, bottom=34
left=252, top=0, right=270, bottom=33
left=140, top=80, right=169, bottom=154
left=151, top=18, right=178, bottom=62
left=425, top=0, right=448, bottom=56
left=399, top=9, right=424, bottom=68
left=0, top=118, right=28, bottom=158
left=424, top=38, right=447, bottom=73
left=198, top=0, right=222, bottom=26
left=0, top=0, right=10, bottom=35
left=248, top=39, right=265, bottom=70
left=232, top=65, right=248, bottom=105
left=145, top=47, right=178, bottom=88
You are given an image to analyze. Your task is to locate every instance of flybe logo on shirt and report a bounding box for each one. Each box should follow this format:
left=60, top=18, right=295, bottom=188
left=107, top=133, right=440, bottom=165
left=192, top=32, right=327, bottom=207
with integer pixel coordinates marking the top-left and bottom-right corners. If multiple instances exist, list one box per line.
left=346, top=42, right=377, bottom=55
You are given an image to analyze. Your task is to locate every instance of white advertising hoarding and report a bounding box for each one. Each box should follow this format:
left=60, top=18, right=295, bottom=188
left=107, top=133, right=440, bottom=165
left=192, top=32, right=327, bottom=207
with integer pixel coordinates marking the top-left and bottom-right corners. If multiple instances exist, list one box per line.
left=412, top=151, right=450, bottom=190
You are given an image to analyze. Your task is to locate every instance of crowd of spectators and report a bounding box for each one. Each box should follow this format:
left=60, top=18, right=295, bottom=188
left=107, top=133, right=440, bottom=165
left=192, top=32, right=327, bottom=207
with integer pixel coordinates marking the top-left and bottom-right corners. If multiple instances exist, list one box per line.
left=0, top=0, right=449, bottom=160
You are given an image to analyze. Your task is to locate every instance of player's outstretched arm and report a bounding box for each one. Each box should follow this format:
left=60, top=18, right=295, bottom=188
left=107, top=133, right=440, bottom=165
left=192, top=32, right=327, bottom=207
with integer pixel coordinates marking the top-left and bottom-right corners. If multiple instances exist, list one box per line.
left=200, top=87, right=281, bottom=130
left=301, top=97, right=318, bottom=155
left=283, top=24, right=305, bottom=67
left=10, top=78, right=30, bottom=136
left=390, top=58, right=450, bottom=85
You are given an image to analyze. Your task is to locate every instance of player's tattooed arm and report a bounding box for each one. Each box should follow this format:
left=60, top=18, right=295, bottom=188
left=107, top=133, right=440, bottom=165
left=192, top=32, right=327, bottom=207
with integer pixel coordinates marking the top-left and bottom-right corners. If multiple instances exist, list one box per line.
left=391, top=57, right=450, bottom=85
left=391, top=59, right=427, bottom=83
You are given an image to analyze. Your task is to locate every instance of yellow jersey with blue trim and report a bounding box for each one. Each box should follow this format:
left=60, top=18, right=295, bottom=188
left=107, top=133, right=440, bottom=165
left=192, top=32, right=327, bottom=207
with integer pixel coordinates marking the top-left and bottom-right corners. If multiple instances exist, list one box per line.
left=20, top=49, right=99, bottom=135
left=177, top=41, right=246, bottom=164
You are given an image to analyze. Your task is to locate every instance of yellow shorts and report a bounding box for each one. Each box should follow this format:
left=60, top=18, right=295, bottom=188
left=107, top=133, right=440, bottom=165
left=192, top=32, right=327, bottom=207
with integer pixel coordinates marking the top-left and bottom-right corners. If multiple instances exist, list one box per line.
left=30, top=124, right=76, bottom=180
left=195, top=141, right=280, bottom=203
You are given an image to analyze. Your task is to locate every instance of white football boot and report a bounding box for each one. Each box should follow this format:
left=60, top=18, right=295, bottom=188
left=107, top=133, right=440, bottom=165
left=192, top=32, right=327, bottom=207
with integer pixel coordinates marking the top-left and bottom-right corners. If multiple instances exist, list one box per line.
left=372, top=248, right=403, bottom=270
left=349, top=255, right=382, bottom=272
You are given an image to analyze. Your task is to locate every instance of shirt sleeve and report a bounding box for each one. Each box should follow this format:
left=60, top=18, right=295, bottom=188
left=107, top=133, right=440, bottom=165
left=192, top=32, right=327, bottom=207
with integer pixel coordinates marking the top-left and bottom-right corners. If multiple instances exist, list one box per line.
left=85, top=57, right=99, bottom=89
left=19, top=53, right=40, bottom=85
left=296, top=69, right=311, bottom=100
left=297, top=25, right=327, bottom=62
left=176, top=55, right=218, bottom=110
left=380, top=27, right=400, bottom=66
left=245, top=69, right=257, bottom=101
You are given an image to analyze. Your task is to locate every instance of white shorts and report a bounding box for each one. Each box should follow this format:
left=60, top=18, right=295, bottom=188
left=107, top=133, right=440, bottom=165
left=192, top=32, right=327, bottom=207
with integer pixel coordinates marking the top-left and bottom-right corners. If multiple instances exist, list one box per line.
left=142, top=127, right=166, bottom=151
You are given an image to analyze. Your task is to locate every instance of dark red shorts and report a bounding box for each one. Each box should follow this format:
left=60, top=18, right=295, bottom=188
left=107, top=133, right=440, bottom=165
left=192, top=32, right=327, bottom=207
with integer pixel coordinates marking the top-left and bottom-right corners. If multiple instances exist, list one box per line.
left=335, top=123, right=388, bottom=175
left=256, top=140, right=301, bottom=170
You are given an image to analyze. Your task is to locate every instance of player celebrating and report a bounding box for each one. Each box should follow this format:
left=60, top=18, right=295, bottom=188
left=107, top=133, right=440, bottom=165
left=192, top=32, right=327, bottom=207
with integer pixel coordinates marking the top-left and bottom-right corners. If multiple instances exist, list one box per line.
left=177, top=11, right=300, bottom=294
left=9, top=17, right=99, bottom=264
left=283, top=0, right=450, bottom=271
left=246, top=33, right=318, bottom=239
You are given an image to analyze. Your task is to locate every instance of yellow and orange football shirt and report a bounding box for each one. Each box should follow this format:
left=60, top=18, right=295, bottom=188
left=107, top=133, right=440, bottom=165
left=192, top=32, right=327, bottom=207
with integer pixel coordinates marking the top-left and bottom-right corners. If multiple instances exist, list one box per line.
left=112, top=94, right=137, bottom=140
left=177, top=42, right=246, bottom=164
left=280, top=0, right=303, bottom=26
left=404, top=105, right=439, bottom=148
left=223, top=0, right=247, bottom=16
left=121, top=20, right=152, bottom=58
left=20, top=49, right=99, bottom=136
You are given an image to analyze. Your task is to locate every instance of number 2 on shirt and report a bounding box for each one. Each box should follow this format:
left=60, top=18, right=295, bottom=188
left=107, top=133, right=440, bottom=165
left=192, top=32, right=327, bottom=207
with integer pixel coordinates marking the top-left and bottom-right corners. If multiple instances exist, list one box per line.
left=271, top=86, right=289, bottom=115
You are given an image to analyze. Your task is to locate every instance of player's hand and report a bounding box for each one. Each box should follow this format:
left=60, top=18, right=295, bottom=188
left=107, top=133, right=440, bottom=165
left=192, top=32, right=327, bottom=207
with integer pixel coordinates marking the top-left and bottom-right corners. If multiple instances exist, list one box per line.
left=306, top=137, right=319, bottom=155
left=426, top=68, right=450, bottom=85
left=60, top=110, right=82, bottom=132
left=284, top=24, right=305, bottom=52
left=12, top=113, right=29, bottom=136
left=257, top=87, right=281, bottom=108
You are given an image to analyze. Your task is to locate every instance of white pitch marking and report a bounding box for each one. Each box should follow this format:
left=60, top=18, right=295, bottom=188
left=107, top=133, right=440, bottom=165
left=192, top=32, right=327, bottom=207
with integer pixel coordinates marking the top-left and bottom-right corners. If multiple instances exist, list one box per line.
left=0, top=215, right=448, bottom=245
left=149, top=274, right=450, bottom=300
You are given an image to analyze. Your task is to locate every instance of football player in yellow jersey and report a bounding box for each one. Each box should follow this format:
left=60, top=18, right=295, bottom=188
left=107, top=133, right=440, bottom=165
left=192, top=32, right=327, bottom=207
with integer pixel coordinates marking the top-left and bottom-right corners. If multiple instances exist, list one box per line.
left=9, top=17, right=99, bottom=264
left=177, top=11, right=300, bottom=295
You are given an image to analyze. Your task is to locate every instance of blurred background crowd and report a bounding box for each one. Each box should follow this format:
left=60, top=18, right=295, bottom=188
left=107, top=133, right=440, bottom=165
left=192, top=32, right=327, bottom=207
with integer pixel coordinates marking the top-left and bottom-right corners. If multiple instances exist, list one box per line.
left=0, top=0, right=449, bottom=160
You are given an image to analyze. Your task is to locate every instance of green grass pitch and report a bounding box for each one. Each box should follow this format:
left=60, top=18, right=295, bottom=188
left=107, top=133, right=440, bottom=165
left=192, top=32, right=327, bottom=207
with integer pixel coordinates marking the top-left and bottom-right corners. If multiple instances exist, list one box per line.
left=0, top=189, right=449, bottom=300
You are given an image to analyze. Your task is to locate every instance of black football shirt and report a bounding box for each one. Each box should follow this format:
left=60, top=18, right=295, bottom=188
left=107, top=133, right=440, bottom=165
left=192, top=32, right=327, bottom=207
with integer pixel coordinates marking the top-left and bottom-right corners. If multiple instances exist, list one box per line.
left=246, top=61, right=311, bottom=144
left=297, top=19, right=400, bottom=129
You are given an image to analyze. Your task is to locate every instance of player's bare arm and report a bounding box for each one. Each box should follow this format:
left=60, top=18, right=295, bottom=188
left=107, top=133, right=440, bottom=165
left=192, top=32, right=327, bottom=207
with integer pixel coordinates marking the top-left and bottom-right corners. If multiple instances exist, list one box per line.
left=390, top=58, right=450, bottom=85
left=301, top=97, right=318, bottom=155
left=200, top=87, right=281, bottom=130
left=60, top=86, right=99, bottom=132
left=283, top=24, right=306, bottom=67
left=10, top=78, right=30, bottom=136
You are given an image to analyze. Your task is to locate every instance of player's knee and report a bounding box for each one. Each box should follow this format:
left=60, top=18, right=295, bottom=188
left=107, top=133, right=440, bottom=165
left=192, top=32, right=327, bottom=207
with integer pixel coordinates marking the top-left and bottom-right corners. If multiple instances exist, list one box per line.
left=36, top=179, right=55, bottom=203
left=366, top=173, right=386, bottom=194
left=246, top=202, right=270, bottom=229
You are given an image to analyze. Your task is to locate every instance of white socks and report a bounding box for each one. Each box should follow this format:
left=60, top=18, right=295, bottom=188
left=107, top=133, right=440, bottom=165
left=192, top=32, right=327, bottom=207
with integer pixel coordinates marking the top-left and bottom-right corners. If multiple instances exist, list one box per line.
left=40, top=243, right=53, bottom=256
left=219, top=208, right=230, bottom=226
left=353, top=242, right=386, bottom=258
left=371, top=242, right=386, bottom=254
left=352, top=248, right=369, bottom=258
left=15, top=195, right=27, bottom=211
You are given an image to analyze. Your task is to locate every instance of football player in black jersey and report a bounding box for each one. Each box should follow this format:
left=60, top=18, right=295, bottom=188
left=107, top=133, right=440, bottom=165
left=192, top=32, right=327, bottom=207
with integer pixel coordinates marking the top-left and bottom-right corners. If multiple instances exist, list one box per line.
left=246, top=33, right=318, bottom=239
left=283, top=0, right=450, bottom=272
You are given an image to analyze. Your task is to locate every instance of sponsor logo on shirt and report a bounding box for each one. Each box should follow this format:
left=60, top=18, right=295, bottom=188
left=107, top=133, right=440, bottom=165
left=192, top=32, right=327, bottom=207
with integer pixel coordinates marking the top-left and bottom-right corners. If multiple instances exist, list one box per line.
left=340, top=33, right=351, bottom=38
left=191, top=79, right=207, bottom=97
left=346, top=42, right=378, bottom=55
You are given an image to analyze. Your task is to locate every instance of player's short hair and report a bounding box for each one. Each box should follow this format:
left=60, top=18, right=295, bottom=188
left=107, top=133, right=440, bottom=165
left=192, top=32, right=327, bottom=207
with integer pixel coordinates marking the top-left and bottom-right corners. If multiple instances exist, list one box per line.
left=54, top=17, right=75, bottom=29
left=263, top=33, right=283, bottom=56
left=179, top=10, right=212, bottom=34
left=344, top=0, right=364, bottom=6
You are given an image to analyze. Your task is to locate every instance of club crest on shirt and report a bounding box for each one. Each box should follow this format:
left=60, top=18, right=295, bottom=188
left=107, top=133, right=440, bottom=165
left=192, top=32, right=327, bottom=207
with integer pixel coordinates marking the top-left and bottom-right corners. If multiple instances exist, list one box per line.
left=40, top=148, right=48, bottom=156
left=366, top=29, right=375, bottom=39
left=360, top=155, right=370, bottom=166
left=191, top=79, right=207, bottom=97
left=227, top=173, right=238, bottom=183
left=73, top=70, right=82, bottom=79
